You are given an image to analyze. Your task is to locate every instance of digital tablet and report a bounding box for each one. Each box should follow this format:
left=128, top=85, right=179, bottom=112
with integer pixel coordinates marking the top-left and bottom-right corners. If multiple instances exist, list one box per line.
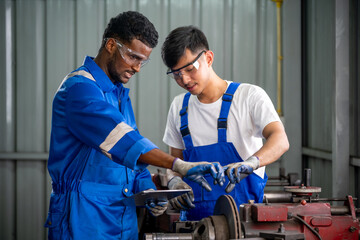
left=112, top=189, right=191, bottom=207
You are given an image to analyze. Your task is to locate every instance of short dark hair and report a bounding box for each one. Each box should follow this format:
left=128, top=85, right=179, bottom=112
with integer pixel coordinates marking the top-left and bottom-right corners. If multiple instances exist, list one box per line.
left=161, top=26, right=209, bottom=69
left=102, top=11, right=158, bottom=48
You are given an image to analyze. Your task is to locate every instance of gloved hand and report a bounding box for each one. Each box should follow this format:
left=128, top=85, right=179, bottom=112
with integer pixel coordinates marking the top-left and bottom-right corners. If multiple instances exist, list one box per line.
left=145, top=200, right=168, bottom=217
left=145, top=189, right=168, bottom=217
left=167, top=176, right=195, bottom=210
left=171, top=158, right=225, bottom=192
left=225, top=156, right=260, bottom=193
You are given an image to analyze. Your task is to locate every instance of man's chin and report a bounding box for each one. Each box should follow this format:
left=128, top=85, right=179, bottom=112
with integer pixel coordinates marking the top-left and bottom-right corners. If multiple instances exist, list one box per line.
left=113, top=76, right=130, bottom=84
left=120, top=78, right=130, bottom=84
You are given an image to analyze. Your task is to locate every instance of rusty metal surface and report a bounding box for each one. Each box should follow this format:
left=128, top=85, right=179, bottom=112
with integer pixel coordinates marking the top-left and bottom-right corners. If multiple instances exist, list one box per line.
left=240, top=200, right=359, bottom=240
left=284, top=186, right=321, bottom=193
left=209, top=215, right=229, bottom=240
left=213, top=195, right=241, bottom=239
left=251, top=204, right=288, bottom=222
left=193, top=217, right=215, bottom=240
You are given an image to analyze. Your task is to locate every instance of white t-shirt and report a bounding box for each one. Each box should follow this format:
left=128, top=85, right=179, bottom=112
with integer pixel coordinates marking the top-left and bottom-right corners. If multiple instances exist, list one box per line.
left=163, top=81, right=281, bottom=178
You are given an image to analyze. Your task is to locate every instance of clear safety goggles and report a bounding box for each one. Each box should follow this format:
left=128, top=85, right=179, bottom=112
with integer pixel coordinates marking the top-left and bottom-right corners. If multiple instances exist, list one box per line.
left=166, top=50, right=206, bottom=80
left=105, top=38, right=150, bottom=68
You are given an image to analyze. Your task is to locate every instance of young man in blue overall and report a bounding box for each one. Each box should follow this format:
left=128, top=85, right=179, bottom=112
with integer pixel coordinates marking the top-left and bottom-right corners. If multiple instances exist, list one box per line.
left=44, top=13, right=225, bottom=240
left=161, top=26, right=290, bottom=221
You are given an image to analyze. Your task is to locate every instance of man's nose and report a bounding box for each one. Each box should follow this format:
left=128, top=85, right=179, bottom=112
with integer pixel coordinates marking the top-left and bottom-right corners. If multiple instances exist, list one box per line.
left=180, top=74, right=191, bottom=85
left=132, top=63, right=141, bottom=72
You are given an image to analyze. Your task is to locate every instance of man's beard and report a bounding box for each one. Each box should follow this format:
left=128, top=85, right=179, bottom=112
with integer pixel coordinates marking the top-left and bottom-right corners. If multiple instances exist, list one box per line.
left=108, top=55, right=123, bottom=84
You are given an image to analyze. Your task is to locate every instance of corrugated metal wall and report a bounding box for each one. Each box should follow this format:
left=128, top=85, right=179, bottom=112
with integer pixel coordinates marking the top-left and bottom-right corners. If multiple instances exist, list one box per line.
left=349, top=0, right=360, bottom=202
left=304, top=0, right=335, bottom=197
left=0, top=0, right=357, bottom=240
left=302, top=0, right=360, bottom=200
left=0, top=1, right=284, bottom=239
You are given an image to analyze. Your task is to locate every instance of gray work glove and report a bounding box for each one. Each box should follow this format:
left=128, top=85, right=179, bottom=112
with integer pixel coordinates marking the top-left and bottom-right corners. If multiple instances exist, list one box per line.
left=171, top=158, right=225, bottom=192
left=145, top=189, right=168, bottom=217
left=225, top=156, right=260, bottom=193
left=167, top=176, right=195, bottom=210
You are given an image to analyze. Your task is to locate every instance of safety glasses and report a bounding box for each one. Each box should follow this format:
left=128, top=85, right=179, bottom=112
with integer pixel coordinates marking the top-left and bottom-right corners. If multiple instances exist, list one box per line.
left=105, top=38, right=150, bottom=68
left=166, top=50, right=206, bottom=80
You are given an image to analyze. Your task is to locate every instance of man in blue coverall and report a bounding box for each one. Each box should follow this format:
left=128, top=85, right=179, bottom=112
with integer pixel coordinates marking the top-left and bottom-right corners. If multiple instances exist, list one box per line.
left=44, top=12, right=225, bottom=240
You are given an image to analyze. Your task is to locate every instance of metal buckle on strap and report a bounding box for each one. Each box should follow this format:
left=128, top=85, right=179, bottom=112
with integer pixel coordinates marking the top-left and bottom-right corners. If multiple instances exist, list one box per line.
left=180, top=125, right=190, bottom=136
left=222, top=93, right=234, bottom=102
left=180, top=106, right=188, bottom=116
left=218, top=118, right=227, bottom=129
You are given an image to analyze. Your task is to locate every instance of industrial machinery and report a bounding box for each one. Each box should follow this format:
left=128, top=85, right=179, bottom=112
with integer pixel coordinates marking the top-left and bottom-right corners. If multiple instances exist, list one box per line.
left=143, top=169, right=360, bottom=240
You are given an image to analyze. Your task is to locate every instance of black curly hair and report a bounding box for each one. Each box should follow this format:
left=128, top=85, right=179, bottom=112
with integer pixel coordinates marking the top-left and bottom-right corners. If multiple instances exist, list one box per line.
left=102, top=11, right=158, bottom=48
left=161, top=26, right=209, bottom=69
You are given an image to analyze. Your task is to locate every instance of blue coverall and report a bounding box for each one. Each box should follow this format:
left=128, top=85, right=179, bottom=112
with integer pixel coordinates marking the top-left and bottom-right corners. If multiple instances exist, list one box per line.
left=180, top=83, right=268, bottom=221
left=44, top=56, right=157, bottom=239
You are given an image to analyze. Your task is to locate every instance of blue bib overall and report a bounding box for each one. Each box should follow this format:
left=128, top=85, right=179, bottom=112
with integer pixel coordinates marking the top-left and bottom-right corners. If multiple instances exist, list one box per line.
left=180, top=82, right=267, bottom=221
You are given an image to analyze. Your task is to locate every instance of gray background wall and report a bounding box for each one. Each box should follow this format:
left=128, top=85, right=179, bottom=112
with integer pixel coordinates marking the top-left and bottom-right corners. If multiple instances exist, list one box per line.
left=0, top=0, right=358, bottom=239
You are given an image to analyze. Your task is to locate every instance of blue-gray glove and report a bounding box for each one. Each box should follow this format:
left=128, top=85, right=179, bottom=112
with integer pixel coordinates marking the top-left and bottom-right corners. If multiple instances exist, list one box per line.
left=225, top=156, right=260, bottom=193
left=145, top=189, right=168, bottom=217
left=167, top=176, right=195, bottom=210
left=171, top=158, right=225, bottom=192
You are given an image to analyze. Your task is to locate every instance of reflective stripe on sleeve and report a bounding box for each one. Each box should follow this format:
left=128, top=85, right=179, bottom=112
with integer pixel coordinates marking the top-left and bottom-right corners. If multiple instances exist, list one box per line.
left=66, top=70, right=95, bottom=81
left=57, top=70, right=96, bottom=92
left=99, top=122, right=134, bottom=158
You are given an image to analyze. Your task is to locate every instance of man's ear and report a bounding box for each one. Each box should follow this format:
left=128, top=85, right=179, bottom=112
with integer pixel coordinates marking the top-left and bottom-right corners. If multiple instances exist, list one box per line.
left=104, top=38, right=117, bottom=54
left=205, top=50, right=214, bottom=67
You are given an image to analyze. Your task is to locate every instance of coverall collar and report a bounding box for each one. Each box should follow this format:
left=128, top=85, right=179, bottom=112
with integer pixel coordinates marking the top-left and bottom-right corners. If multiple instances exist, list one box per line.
left=83, top=56, right=118, bottom=93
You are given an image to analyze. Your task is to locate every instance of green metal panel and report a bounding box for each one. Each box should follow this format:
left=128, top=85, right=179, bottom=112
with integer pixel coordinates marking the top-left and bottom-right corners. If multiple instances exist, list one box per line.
left=233, top=0, right=258, bottom=85
left=16, top=0, right=46, bottom=152
left=137, top=0, right=169, bottom=150
left=282, top=0, right=302, bottom=174
left=233, top=0, right=277, bottom=103
left=259, top=0, right=277, bottom=103
left=308, top=157, right=333, bottom=197
left=201, top=0, right=227, bottom=78
left=305, top=0, right=334, bottom=151
left=46, top=0, right=76, bottom=149
left=0, top=161, right=16, bottom=240
left=349, top=1, right=360, bottom=203
left=349, top=0, right=360, bottom=158
left=15, top=1, right=47, bottom=239
left=16, top=161, right=47, bottom=240
left=0, top=0, right=15, bottom=151
left=0, top=1, right=16, bottom=240
left=167, top=0, right=200, bottom=102
left=75, top=0, right=105, bottom=66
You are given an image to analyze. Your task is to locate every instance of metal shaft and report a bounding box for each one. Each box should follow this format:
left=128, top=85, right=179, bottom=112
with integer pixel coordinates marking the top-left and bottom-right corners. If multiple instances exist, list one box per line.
left=144, top=233, right=193, bottom=240
left=303, top=168, right=311, bottom=186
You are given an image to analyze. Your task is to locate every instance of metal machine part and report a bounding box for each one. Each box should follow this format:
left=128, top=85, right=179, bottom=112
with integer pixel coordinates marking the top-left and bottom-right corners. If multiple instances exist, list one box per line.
left=116, top=189, right=191, bottom=206
left=193, top=195, right=241, bottom=239
left=266, top=168, right=301, bottom=187
left=144, top=193, right=359, bottom=240
left=240, top=194, right=359, bottom=240
left=144, top=233, right=193, bottom=240
left=144, top=169, right=359, bottom=240
left=144, top=195, right=241, bottom=240
left=302, top=168, right=311, bottom=187
left=213, top=195, right=241, bottom=239
left=263, top=191, right=293, bottom=203
left=283, top=185, right=321, bottom=194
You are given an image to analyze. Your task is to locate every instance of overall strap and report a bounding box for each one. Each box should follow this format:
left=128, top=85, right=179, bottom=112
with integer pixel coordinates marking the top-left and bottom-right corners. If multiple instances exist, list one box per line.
left=218, top=82, right=240, bottom=142
left=180, top=93, right=194, bottom=149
